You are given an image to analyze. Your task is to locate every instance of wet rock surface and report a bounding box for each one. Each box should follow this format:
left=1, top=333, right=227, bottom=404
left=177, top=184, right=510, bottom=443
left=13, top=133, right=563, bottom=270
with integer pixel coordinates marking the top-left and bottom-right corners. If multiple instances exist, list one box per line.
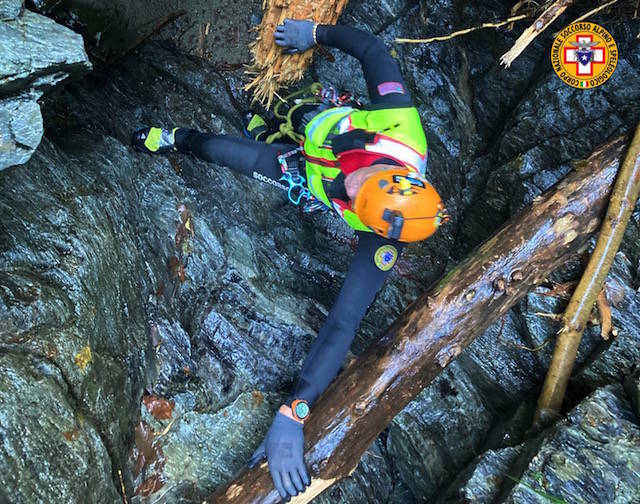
left=0, top=0, right=22, bottom=20
left=0, top=97, right=42, bottom=168
left=506, top=385, right=640, bottom=504
left=0, top=0, right=639, bottom=503
left=0, top=2, right=91, bottom=170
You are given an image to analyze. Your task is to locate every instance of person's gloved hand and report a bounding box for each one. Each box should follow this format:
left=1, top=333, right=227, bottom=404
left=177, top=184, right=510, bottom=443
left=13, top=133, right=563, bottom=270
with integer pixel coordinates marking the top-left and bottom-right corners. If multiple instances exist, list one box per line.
left=248, top=411, right=310, bottom=499
left=274, top=19, right=316, bottom=55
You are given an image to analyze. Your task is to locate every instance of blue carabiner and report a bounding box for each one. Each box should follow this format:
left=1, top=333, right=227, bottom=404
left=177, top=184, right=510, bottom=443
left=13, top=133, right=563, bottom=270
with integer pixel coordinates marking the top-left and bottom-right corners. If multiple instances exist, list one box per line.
left=280, top=171, right=311, bottom=206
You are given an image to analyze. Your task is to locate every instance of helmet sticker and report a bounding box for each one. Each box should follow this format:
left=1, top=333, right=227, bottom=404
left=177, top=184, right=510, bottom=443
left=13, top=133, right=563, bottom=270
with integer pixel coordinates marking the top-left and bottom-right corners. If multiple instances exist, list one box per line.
left=374, top=245, right=398, bottom=271
left=392, top=174, right=425, bottom=188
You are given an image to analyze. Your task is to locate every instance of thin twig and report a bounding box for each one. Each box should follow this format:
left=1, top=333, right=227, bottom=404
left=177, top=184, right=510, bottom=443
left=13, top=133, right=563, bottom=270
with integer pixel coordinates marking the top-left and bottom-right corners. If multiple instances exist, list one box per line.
left=496, top=315, right=551, bottom=352
left=118, top=469, right=129, bottom=504
left=508, top=339, right=551, bottom=352
left=273, top=89, right=289, bottom=105
left=500, top=0, right=575, bottom=68
left=534, top=122, right=640, bottom=429
left=107, top=10, right=186, bottom=65
left=534, top=312, right=562, bottom=320
left=395, top=14, right=530, bottom=44
left=570, top=0, right=619, bottom=25
left=154, top=417, right=177, bottom=439
left=596, top=289, right=612, bottom=340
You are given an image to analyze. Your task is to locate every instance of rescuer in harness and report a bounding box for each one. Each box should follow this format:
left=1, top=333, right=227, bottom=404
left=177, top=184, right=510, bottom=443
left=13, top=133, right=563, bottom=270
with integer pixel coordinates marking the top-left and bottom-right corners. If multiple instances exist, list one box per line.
left=132, top=19, right=447, bottom=501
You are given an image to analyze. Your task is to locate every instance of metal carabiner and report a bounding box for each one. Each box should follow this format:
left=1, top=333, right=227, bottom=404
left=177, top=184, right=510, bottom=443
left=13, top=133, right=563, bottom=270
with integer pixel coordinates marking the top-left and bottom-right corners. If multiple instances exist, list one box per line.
left=280, top=171, right=311, bottom=206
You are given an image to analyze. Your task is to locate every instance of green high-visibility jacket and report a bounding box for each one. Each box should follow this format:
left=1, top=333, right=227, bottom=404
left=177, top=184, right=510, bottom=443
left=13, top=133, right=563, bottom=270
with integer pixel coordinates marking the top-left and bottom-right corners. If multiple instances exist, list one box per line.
left=303, top=106, right=428, bottom=232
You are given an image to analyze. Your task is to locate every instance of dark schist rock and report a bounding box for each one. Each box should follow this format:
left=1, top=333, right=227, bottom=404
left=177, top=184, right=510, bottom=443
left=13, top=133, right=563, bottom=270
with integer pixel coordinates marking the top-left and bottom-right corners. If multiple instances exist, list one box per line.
left=1, top=1, right=640, bottom=503
left=506, top=384, right=640, bottom=504
left=0, top=97, right=43, bottom=168
left=0, top=0, right=21, bottom=20
left=0, top=352, right=121, bottom=503
left=0, top=6, right=91, bottom=170
left=436, top=446, right=524, bottom=504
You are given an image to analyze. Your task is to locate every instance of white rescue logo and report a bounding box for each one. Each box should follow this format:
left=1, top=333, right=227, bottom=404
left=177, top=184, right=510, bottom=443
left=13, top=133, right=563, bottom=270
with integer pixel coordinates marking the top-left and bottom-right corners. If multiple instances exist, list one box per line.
left=253, top=171, right=287, bottom=190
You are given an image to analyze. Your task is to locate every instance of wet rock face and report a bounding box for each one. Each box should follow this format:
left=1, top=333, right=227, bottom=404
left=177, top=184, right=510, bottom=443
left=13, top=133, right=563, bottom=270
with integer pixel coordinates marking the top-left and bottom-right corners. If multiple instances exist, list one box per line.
left=0, top=1, right=640, bottom=503
left=0, top=97, right=42, bottom=167
left=0, top=0, right=22, bottom=20
left=0, top=352, right=121, bottom=503
left=507, top=385, right=640, bottom=504
left=0, top=4, right=91, bottom=170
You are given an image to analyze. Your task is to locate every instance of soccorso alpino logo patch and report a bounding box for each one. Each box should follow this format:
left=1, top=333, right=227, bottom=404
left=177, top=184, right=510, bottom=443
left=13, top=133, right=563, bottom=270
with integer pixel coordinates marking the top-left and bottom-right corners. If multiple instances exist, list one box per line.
left=374, top=245, right=398, bottom=271
left=551, top=22, right=618, bottom=89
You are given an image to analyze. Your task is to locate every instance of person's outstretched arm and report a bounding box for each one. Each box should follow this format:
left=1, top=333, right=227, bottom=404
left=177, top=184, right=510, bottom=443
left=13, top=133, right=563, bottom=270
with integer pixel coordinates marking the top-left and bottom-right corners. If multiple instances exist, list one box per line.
left=286, top=232, right=405, bottom=406
left=275, top=19, right=412, bottom=107
left=315, top=24, right=413, bottom=107
left=247, top=232, right=403, bottom=500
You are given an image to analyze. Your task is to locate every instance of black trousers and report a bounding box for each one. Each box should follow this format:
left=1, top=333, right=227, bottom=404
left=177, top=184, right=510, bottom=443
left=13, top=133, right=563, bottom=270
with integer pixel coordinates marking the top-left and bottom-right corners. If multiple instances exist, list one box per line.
left=176, top=130, right=292, bottom=188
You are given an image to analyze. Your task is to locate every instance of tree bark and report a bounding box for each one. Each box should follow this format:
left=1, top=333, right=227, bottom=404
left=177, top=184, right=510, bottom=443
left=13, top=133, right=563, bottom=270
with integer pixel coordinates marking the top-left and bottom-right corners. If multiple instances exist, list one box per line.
left=208, top=136, right=628, bottom=504
left=245, top=0, right=349, bottom=107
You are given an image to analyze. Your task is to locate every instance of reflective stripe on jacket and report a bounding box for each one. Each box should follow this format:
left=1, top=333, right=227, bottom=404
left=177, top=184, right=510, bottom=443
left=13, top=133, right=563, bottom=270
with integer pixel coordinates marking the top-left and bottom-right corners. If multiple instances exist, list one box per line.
left=303, top=106, right=427, bottom=231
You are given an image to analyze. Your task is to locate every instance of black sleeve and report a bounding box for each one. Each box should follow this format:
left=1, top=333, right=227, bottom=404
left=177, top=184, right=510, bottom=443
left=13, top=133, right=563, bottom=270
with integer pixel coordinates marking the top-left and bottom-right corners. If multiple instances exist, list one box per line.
left=316, top=24, right=413, bottom=107
left=286, top=231, right=405, bottom=407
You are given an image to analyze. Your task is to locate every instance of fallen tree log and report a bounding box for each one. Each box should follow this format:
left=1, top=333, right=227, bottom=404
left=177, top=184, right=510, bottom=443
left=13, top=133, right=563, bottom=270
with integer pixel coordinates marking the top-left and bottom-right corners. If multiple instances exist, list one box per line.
left=208, top=136, right=628, bottom=504
left=245, top=0, right=349, bottom=107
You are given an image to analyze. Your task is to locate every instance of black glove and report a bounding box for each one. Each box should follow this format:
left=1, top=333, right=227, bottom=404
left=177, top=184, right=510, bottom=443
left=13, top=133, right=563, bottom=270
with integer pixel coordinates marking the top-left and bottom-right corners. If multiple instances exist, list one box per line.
left=248, top=411, right=310, bottom=499
left=274, top=18, right=316, bottom=55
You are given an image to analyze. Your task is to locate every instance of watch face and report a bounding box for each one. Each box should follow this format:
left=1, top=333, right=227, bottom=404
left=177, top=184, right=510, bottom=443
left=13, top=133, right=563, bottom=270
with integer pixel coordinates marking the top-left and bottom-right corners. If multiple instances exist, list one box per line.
left=295, top=401, right=310, bottom=419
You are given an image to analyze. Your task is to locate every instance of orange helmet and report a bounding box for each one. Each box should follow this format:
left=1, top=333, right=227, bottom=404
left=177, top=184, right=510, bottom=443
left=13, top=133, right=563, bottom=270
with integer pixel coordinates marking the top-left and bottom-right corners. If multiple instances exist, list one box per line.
left=353, top=168, right=448, bottom=242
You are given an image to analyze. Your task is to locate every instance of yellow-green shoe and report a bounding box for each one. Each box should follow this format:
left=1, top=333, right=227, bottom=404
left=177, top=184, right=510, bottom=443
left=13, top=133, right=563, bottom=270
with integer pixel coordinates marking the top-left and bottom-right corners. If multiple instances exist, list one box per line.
left=242, top=112, right=268, bottom=142
left=131, top=127, right=178, bottom=154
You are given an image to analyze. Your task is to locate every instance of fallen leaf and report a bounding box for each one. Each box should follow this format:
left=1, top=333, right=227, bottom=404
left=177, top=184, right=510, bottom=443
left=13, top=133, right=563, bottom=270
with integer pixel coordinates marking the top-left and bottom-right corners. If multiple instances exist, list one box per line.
left=150, top=325, right=162, bottom=349
left=134, top=473, right=165, bottom=497
left=133, top=421, right=166, bottom=473
left=133, top=451, right=145, bottom=480
left=155, top=282, right=165, bottom=297
left=169, top=256, right=187, bottom=282
left=62, top=428, right=79, bottom=441
left=135, top=421, right=157, bottom=463
left=252, top=391, right=264, bottom=408
left=143, top=395, right=175, bottom=420
left=74, top=345, right=92, bottom=370
left=155, top=418, right=176, bottom=438
left=168, top=158, right=182, bottom=175
left=45, top=345, right=58, bottom=359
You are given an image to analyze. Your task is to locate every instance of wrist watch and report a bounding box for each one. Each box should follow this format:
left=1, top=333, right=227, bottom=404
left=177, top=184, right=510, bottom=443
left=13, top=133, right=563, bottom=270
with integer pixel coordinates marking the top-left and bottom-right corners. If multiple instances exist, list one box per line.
left=290, top=399, right=311, bottom=422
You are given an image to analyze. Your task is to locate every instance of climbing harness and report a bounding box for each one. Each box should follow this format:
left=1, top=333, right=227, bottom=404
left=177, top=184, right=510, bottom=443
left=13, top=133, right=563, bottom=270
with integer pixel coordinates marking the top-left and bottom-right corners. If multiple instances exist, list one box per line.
left=315, top=85, right=363, bottom=109
left=268, top=83, right=363, bottom=213
left=265, top=82, right=362, bottom=213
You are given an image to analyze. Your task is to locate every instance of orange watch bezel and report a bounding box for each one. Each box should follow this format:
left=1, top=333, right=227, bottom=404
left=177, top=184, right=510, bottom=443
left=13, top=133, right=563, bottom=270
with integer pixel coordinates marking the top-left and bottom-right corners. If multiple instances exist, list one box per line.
left=291, top=399, right=310, bottom=422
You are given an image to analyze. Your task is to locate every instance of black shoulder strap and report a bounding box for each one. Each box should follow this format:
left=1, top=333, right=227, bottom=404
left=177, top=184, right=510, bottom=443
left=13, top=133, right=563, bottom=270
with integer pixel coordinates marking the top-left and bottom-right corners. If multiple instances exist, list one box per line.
left=331, top=129, right=376, bottom=156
